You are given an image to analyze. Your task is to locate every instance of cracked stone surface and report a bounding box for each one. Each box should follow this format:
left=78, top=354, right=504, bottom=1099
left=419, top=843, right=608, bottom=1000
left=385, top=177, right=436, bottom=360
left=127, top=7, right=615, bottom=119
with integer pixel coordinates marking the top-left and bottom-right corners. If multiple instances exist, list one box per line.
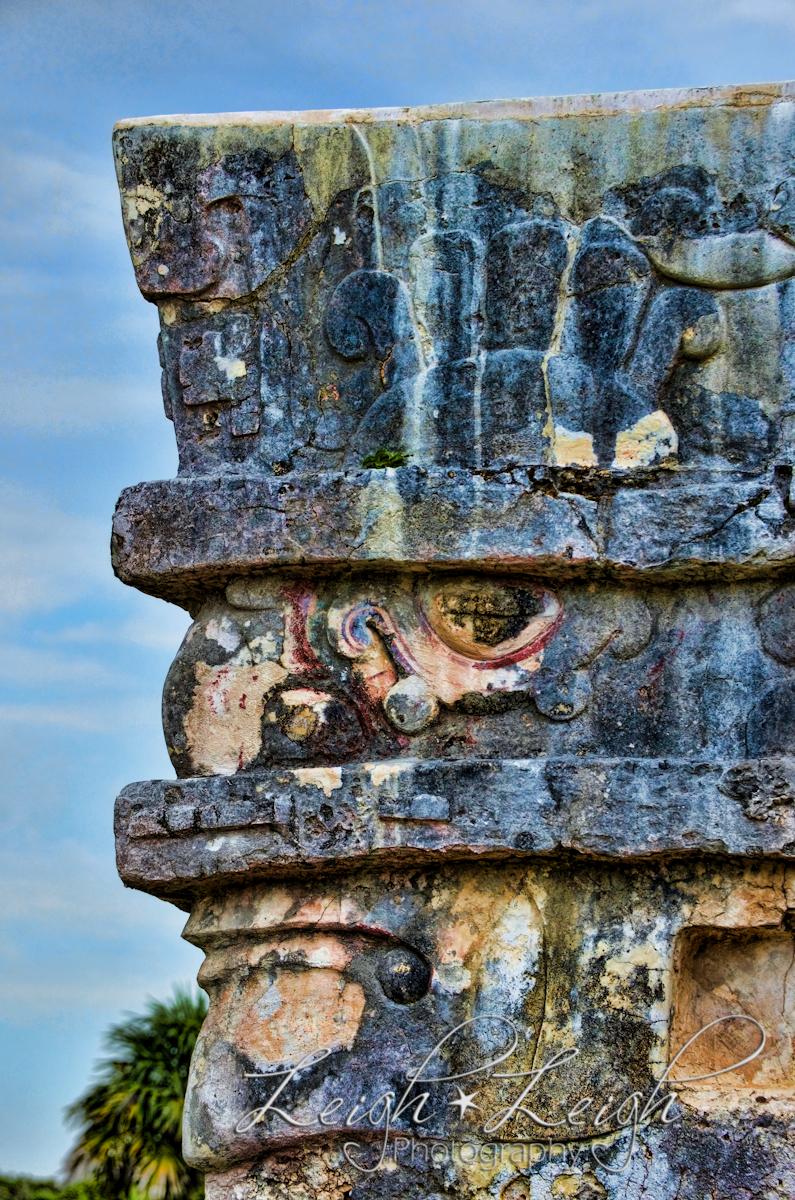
left=112, top=82, right=795, bottom=1198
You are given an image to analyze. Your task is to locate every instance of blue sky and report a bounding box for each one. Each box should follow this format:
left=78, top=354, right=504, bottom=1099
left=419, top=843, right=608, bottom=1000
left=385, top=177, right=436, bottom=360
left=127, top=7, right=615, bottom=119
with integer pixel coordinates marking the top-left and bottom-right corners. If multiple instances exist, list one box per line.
left=1, top=0, right=795, bottom=1179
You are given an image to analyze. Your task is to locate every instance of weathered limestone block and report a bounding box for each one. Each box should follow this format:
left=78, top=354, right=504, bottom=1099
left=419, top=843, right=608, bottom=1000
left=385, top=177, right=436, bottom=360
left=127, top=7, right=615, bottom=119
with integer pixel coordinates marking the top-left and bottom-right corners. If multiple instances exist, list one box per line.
left=178, top=861, right=795, bottom=1180
left=152, top=576, right=795, bottom=777
left=112, top=468, right=795, bottom=609
left=112, top=82, right=795, bottom=1198
left=115, top=755, right=795, bottom=898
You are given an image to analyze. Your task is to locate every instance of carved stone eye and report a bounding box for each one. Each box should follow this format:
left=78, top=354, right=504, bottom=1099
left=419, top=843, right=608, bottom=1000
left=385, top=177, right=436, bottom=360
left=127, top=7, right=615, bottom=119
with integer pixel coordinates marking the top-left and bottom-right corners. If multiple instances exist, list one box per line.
left=376, top=947, right=431, bottom=1005
left=421, top=575, right=561, bottom=661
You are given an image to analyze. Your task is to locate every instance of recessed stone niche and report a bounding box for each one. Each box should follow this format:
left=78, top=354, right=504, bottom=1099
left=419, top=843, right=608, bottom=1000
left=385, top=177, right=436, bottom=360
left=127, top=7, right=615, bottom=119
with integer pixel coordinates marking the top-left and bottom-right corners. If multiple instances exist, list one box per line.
left=671, top=927, right=795, bottom=1090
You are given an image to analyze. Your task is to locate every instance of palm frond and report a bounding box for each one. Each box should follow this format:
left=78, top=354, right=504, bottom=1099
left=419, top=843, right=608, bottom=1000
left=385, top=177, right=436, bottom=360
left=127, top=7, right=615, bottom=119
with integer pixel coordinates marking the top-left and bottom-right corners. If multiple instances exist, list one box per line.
left=66, top=989, right=207, bottom=1200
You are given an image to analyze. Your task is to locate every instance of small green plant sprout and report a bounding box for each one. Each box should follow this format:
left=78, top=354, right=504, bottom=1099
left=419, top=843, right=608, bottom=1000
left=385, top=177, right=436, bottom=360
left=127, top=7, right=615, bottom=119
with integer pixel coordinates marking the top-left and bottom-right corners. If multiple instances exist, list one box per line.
left=361, top=447, right=411, bottom=469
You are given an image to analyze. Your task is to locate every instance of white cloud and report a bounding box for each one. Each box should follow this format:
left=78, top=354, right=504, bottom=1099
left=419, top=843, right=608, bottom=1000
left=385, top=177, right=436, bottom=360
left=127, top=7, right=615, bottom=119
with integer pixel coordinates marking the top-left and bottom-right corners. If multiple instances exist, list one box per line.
left=120, top=610, right=191, bottom=649
left=0, top=263, right=58, bottom=298
left=0, top=968, right=200, bottom=1020
left=0, top=143, right=164, bottom=438
left=0, top=369, right=163, bottom=433
left=0, top=644, right=118, bottom=686
left=0, top=149, right=122, bottom=244
left=0, top=932, right=200, bottom=1024
left=0, top=483, right=110, bottom=613
left=0, top=693, right=167, bottom=733
left=0, top=836, right=200, bottom=1021
left=728, top=0, right=795, bottom=26
left=50, top=605, right=190, bottom=651
left=0, top=842, right=176, bottom=929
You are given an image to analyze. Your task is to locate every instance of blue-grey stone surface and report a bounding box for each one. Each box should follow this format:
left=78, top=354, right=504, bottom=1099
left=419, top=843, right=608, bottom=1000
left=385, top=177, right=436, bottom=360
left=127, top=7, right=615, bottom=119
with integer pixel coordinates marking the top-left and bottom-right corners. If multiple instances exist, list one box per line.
left=111, top=83, right=795, bottom=1199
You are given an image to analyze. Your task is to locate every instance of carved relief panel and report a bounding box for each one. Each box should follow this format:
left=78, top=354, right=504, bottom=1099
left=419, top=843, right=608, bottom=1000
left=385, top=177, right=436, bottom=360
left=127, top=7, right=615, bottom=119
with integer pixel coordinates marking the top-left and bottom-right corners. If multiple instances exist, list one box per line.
left=181, top=859, right=795, bottom=1187
left=115, top=111, right=795, bottom=480
left=161, top=574, right=795, bottom=778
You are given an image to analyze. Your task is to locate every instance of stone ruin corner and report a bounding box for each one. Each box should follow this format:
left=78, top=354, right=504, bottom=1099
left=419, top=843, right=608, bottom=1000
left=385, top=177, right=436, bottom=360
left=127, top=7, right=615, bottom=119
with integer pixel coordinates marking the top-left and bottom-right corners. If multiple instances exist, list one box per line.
left=112, top=80, right=795, bottom=1199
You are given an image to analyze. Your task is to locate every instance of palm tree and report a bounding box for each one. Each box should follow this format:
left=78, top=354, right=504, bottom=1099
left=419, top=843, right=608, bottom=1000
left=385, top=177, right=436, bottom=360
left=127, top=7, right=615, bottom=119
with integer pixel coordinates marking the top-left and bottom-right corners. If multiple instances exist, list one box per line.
left=66, top=989, right=207, bottom=1200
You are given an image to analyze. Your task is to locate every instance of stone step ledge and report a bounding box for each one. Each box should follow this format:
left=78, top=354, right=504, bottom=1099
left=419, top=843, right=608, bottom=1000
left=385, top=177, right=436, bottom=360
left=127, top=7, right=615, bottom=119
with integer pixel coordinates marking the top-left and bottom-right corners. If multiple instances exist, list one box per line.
left=115, top=755, right=795, bottom=903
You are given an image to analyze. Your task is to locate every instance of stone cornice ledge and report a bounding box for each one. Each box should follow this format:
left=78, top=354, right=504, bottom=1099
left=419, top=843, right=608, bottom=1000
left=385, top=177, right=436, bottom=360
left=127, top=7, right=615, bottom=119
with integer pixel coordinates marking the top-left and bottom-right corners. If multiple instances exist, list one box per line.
left=112, top=467, right=795, bottom=608
left=115, top=756, right=795, bottom=905
left=114, top=79, right=795, bottom=130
